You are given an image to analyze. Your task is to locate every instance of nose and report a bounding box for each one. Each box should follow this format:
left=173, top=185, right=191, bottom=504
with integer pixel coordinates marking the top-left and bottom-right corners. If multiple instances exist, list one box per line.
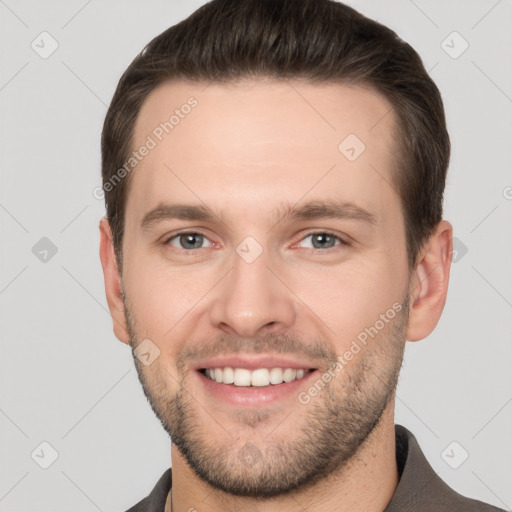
left=209, top=245, right=296, bottom=338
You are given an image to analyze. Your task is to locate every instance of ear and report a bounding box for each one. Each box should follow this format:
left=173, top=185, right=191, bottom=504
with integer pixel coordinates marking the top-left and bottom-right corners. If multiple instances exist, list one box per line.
left=406, top=220, right=453, bottom=342
left=99, top=217, right=130, bottom=345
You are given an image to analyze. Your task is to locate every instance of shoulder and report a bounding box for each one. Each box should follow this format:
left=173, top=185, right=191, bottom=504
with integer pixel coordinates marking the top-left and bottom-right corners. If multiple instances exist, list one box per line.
left=124, top=468, right=172, bottom=512
left=387, top=425, right=506, bottom=512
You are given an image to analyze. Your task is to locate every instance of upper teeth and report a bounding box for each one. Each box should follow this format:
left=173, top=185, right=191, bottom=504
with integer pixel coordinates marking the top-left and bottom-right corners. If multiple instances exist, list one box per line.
left=204, top=367, right=308, bottom=386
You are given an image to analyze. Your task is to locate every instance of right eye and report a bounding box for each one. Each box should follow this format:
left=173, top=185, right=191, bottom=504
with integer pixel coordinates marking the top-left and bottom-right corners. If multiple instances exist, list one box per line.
left=164, top=232, right=213, bottom=250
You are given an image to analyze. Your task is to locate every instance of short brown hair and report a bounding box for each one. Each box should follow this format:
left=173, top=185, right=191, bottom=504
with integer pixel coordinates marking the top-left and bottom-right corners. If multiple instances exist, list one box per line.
left=101, top=0, right=450, bottom=271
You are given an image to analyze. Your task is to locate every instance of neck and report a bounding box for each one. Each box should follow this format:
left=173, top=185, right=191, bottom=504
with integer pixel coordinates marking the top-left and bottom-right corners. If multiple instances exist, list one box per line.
left=167, top=400, right=398, bottom=512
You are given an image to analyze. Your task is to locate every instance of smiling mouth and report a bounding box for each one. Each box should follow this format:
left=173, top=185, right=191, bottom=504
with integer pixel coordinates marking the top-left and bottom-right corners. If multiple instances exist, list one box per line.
left=199, top=367, right=315, bottom=387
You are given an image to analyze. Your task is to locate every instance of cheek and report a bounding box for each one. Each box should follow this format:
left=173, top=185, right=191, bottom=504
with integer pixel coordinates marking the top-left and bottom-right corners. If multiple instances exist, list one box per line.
left=286, top=258, right=405, bottom=343
left=123, top=254, right=214, bottom=337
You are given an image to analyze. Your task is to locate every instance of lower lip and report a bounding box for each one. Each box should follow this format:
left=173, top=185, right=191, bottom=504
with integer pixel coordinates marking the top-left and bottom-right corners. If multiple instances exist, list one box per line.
left=195, top=369, right=319, bottom=406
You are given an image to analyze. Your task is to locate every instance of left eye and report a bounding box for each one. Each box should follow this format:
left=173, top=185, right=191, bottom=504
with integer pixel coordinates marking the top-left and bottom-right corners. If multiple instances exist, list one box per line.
left=297, top=232, right=344, bottom=250
left=166, top=232, right=211, bottom=250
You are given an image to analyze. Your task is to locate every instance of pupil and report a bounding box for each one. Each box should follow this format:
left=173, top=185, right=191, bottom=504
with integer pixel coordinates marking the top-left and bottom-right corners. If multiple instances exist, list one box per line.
left=181, top=233, right=203, bottom=249
left=313, top=234, right=334, bottom=249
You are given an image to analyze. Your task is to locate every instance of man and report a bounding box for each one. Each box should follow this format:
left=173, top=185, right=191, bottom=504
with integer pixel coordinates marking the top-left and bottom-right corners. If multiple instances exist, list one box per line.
left=98, top=0, right=505, bottom=510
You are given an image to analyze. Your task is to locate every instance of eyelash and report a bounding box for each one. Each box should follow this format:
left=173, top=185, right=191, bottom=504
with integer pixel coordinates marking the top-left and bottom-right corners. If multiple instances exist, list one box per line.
left=296, top=231, right=349, bottom=251
left=162, top=230, right=349, bottom=252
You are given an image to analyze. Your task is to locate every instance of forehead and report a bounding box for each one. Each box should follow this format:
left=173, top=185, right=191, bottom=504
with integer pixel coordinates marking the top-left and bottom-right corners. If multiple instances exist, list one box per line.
left=128, top=78, right=399, bottom=222
left=134, top=78, right=397, bottom=158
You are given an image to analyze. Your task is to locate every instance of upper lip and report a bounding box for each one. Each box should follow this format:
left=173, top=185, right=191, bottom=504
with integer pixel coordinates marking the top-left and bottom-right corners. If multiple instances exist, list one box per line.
left=192, top=354, right=318, bottom=371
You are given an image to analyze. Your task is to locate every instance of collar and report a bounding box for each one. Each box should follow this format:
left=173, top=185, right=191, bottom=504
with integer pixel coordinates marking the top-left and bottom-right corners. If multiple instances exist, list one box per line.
left=126, top=424, right=504, bottom=511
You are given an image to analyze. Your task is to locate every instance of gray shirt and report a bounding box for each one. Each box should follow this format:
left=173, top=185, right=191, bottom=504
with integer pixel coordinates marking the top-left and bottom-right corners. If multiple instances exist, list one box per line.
left=125, top=424, right=505, bottom=511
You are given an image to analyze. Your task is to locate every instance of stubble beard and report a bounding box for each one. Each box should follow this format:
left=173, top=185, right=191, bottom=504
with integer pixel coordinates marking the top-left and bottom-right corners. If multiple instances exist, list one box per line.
left=125, top=294, right=409, bottom=498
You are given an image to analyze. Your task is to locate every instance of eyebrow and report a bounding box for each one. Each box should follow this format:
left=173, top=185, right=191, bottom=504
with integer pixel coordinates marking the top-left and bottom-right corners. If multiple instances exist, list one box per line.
left=140, top=199, right=377, bottom=230
left=271, top=200, right=377, bottom=227
left=141, top=203, right=220, bottom=230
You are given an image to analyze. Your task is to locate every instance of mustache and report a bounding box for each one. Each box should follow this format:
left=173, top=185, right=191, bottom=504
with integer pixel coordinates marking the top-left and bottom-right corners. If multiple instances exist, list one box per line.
left=174, top=332, right=339, bottom=371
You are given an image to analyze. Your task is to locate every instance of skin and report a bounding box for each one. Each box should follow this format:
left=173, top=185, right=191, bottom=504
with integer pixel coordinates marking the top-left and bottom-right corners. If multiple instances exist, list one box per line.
left=99, top=79, right=452, bottom=512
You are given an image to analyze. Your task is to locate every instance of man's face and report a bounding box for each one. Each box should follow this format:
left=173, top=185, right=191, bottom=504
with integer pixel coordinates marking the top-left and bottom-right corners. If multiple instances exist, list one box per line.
left=119, top=79, right=411, bottom=496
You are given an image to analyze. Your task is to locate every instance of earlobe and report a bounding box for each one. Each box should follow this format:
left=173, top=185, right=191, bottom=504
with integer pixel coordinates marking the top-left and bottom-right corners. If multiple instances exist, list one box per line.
left=406, top=220, right=453, bottom=342
left=99, top=217, right=131, bottom=345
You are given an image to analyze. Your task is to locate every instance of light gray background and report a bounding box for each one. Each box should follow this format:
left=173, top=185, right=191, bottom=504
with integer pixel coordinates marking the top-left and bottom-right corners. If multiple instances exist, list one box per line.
left=1, top=0, right=511, bottom=510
